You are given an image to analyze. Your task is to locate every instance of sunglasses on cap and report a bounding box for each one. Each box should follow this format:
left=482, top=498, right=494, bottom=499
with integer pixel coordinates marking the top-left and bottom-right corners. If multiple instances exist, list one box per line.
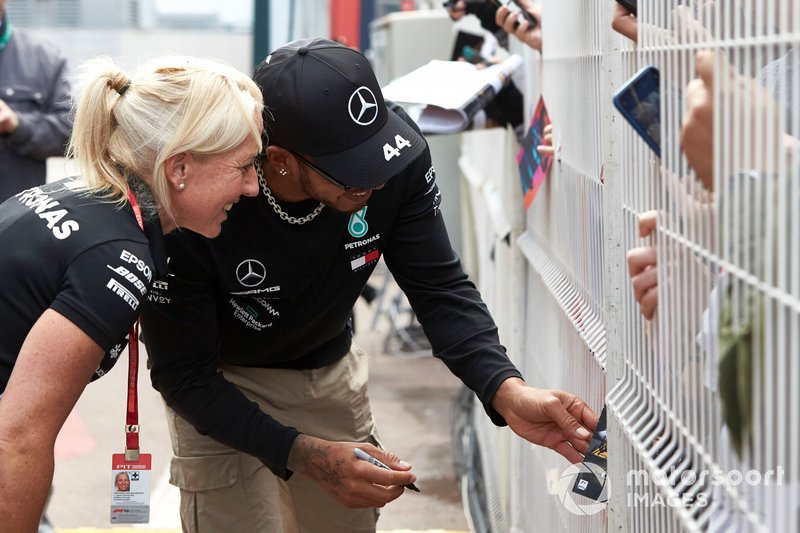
left=288, top=150, right=354, bottom=191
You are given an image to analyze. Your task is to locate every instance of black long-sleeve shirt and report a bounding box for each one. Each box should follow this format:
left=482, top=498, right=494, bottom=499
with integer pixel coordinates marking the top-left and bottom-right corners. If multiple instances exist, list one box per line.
left=140, top=106, right=522, bottom=479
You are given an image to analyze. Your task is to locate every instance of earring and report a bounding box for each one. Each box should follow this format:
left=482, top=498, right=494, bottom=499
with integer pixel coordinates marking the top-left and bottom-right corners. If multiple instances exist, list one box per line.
left=279, top=168, right=288, bottom=176
left=178, top=181, right=186, bottom=190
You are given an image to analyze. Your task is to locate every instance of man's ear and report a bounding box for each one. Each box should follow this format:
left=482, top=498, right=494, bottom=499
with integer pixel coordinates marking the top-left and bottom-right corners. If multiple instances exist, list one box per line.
left=164, top=152, right=189, bottom=191
left=266, top=145, right=291, bottom=168
left=266, top=145, right=301, bottom=174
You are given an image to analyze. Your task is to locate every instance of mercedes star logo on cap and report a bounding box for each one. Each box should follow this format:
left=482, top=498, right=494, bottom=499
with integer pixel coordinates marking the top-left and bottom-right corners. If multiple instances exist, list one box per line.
left=348, top=86, right=379, bottom=126
left=236, top=259, right=267, bottom=287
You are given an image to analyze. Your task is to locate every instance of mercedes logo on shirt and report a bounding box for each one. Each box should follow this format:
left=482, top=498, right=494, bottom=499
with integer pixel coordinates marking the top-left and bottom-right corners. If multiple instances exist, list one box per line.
left=348, top=86, right=379, bottom=126
left=235, top=259, right=267, bottom=287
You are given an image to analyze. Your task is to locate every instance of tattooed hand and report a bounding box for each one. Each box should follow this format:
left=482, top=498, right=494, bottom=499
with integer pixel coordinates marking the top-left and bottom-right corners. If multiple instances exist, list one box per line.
left=286, top=435, right=417, bottom=508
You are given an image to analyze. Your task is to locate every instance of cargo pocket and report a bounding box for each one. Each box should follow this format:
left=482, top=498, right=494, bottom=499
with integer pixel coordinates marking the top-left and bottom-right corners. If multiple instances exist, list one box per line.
left=170, top=454, right=245, bottom=533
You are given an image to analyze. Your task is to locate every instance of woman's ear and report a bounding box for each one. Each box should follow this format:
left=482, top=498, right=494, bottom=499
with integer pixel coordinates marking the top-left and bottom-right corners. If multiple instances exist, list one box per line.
left=164, top=152, right=189, bottom=191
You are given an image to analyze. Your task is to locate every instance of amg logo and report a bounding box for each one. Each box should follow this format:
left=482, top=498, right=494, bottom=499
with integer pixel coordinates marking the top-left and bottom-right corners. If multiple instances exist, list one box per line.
left=106, top=278, right=139, bottom=310
left=229, top=285, right=281, bottom=296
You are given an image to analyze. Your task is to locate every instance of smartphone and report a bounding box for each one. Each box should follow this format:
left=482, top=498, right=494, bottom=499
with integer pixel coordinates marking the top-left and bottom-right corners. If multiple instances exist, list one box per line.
left=613, top=66, right=660, bottom=157
left=499, top=0, right=539, bottom=30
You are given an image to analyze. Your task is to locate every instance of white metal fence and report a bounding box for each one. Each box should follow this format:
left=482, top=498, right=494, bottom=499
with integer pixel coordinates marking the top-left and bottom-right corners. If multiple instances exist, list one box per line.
left=456, top=1, right=800, bottom=531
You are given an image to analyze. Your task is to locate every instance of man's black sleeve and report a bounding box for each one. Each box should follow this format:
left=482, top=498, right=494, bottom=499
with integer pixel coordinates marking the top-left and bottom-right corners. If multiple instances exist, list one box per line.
left=382, top=107, right=522, bottom=426
left=139, top=232, right=300, bottom=479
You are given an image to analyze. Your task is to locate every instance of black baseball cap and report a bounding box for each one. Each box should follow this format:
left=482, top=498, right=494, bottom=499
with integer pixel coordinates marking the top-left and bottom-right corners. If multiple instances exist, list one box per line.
left=254, top=38, right=425, bottom=190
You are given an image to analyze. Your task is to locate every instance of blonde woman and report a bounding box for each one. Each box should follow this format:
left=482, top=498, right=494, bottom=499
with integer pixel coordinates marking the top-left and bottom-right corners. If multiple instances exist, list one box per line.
left=0, top=55, right=263, bottom=532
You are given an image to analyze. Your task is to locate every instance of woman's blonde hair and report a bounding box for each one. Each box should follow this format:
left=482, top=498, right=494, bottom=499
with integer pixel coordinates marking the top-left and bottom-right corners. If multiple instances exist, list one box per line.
left=67, top=55, right=264, bottom=222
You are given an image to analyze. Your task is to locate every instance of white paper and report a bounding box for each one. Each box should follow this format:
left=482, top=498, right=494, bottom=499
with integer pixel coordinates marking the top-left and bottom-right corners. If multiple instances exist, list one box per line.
left=382, top=55, right=523, bottom=134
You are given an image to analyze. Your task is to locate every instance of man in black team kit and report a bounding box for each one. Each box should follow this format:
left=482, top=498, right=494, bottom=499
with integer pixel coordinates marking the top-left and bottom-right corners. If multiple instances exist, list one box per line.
left=141, top=38, right=598, bottom=533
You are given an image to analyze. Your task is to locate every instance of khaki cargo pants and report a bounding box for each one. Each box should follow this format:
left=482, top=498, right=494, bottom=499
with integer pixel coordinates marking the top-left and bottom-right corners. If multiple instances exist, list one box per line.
left=165, top=344, right=381, bottom=533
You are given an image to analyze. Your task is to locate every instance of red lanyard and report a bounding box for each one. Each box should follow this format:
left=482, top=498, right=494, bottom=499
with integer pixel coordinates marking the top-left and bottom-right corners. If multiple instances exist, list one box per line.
left=125, top=189, right=144, bottom=461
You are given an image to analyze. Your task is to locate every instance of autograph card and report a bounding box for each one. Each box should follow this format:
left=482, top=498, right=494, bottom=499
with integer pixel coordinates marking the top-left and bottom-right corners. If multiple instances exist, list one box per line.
left=110, top=453, right=151, bottom=524
left=572, top=406, right=608, bottom=502
left=516, top=96, right=553, bottom=209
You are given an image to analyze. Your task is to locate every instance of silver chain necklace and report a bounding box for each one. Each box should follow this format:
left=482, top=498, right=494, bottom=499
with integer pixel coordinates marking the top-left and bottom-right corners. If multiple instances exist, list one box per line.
left=255, top=156, right=324, bottom=225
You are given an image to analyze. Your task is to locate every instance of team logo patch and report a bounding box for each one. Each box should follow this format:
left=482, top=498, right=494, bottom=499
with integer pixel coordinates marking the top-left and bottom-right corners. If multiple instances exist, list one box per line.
left=348, top=207, right=369, bottom=238
left=348, top=86, right=379, bottom=126
left=236, top=259, right=266, bottom=288
left=351, top=249, right=381, bottom=271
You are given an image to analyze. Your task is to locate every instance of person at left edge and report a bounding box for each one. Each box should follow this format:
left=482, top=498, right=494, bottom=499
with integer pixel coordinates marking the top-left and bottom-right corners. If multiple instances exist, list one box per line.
left=0, top=54, right=263, bottom=533
left=0, top=0, right=72, bottom=201
left=140, top=37, right=599, bottom=533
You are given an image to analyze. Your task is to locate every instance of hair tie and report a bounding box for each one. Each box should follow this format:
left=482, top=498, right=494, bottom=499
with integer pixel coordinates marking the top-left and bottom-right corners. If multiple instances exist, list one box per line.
left=117, top=80, right=131, bottom=96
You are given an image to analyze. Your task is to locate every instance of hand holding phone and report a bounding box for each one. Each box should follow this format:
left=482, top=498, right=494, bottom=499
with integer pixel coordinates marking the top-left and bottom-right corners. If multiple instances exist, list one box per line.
left=613, top=66, right=660, bottom=156
left=500, top=0, right=539, bottom=30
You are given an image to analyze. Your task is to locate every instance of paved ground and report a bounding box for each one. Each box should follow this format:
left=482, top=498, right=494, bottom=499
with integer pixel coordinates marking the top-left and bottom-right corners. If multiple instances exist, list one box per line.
left=49, top=269, right=470, bottom=532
